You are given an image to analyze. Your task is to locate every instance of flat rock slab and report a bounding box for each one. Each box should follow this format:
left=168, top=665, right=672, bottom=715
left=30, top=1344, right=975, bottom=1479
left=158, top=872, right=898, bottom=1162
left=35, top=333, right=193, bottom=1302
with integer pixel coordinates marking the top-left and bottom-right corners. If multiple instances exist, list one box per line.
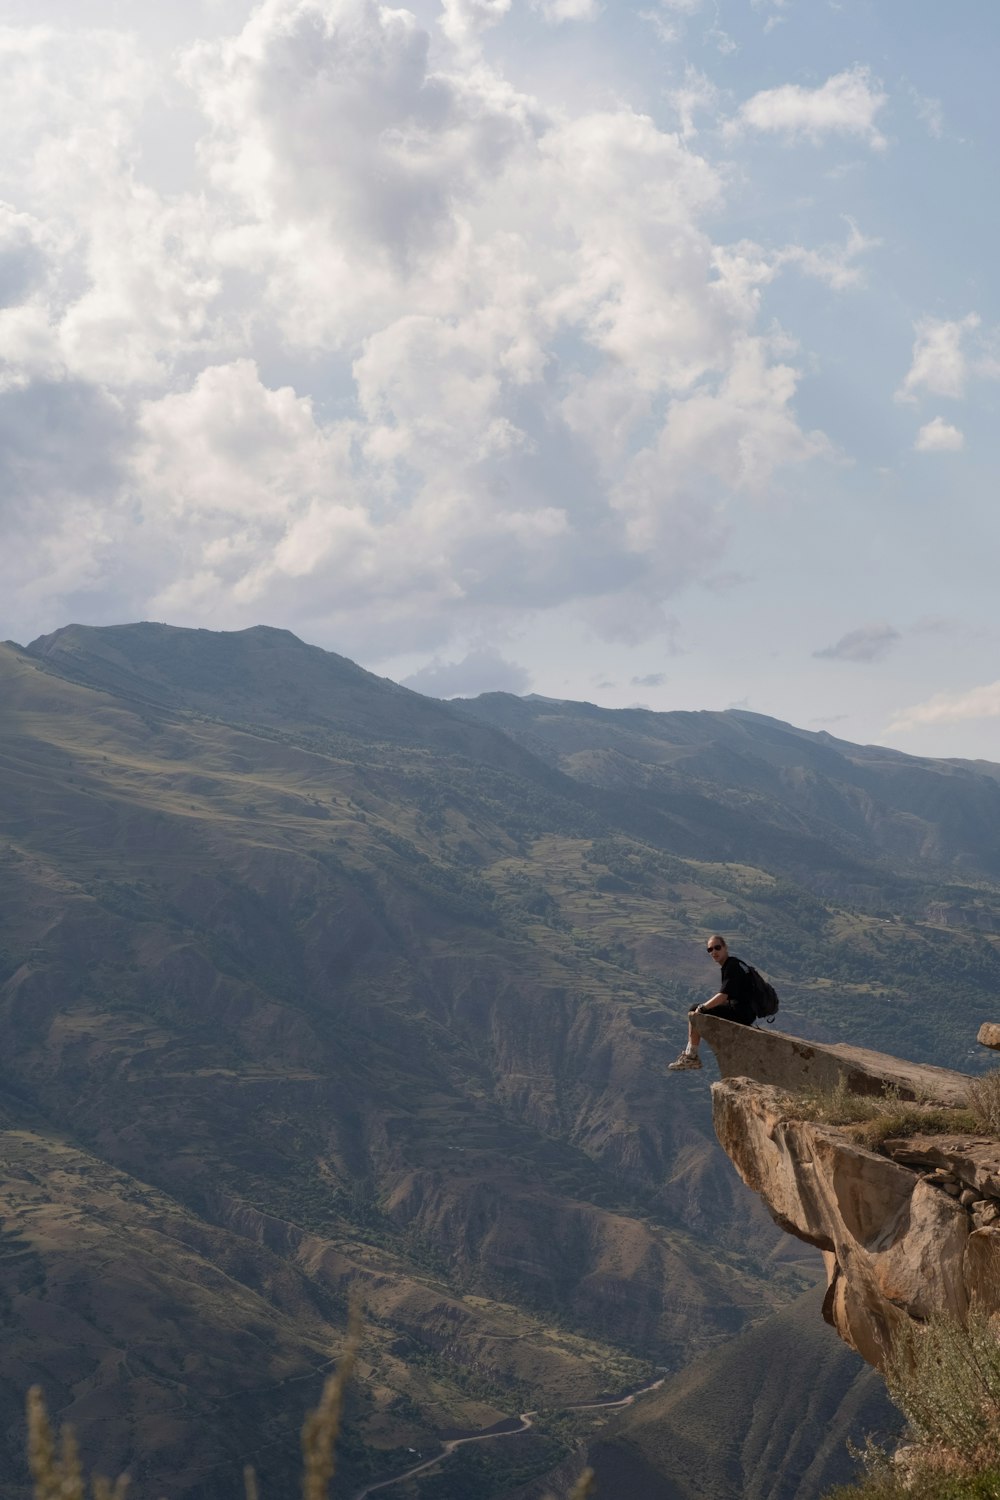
left=978, top=1023, right=1000, bottom=1052
left=882, top=1135, right=1000, bottom=1198
left=697, top=1014, right=970, bottom=1107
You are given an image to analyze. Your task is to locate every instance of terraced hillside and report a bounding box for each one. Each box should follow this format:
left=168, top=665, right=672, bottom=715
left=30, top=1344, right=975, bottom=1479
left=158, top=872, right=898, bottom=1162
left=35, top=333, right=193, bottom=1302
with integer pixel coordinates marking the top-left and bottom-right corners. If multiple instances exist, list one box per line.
left=2, top=622, right=998, bottom=1497
left=455, top=691, right=1000, bottom=1068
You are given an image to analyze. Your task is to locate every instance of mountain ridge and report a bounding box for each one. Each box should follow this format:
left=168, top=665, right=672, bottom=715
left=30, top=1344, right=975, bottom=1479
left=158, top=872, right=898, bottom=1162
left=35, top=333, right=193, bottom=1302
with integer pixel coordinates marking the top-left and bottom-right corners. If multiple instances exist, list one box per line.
left=453, top=689, right=1000, bottom=878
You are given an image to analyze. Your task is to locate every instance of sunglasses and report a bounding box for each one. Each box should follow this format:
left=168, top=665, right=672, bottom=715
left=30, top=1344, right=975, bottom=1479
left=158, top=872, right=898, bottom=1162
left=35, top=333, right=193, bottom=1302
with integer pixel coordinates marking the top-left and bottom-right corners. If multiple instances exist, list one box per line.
left=707, top=943, right=725, bottom=953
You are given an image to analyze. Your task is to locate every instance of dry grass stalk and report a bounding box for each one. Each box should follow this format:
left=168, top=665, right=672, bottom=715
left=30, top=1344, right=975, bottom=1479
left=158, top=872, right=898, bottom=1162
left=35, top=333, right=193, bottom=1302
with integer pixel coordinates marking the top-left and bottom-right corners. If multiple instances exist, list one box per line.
left=92, top=1481, right=130, bottom=1500
left=969, top=1072, right=1000, bottom=1138
left=300, top=1298, right=363, bottom=1500
left=26, top=1386, right=128, bottom=1500
left=541, top=1468, right=597, bottom=1500
left=567, top=1468, right=596, bottom=1499
left=26, top=1387, right=59, bottom=1500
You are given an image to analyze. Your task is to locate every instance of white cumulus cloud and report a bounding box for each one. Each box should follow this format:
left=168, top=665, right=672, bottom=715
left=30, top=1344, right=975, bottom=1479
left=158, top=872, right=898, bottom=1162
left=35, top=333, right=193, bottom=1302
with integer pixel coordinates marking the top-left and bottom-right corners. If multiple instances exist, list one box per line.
left=897, top=314, right=979, bottom=402
left=440, top=0, right=512, bottom=49
left=0, top=0, right=838, bottom=661
left=915, top=416, right=964, bottom=452
left=774, top=218, right=878, bottom=290
left=727, top=65, right=888, bottom=150
left=402, top=647, right=532, bottom=696
left=532, top=0, right=600, bottom=21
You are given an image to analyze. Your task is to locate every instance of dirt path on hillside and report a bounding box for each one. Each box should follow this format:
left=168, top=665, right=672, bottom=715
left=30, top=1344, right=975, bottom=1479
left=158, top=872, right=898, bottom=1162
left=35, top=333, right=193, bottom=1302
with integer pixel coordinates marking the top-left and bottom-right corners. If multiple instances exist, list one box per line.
left=353, top=1373, right=666, bottom=1499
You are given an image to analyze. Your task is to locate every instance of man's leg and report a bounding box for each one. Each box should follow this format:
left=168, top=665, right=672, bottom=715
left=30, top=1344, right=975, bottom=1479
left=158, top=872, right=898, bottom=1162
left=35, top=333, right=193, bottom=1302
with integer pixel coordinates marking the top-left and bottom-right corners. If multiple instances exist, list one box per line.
left=668, top=1010, right=704, bottom=1070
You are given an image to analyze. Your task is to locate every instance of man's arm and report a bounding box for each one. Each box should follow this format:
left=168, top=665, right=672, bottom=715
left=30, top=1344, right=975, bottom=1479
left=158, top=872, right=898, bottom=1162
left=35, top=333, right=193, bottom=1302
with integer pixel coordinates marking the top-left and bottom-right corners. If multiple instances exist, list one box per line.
left=689, top=992, right=728, bottom=1013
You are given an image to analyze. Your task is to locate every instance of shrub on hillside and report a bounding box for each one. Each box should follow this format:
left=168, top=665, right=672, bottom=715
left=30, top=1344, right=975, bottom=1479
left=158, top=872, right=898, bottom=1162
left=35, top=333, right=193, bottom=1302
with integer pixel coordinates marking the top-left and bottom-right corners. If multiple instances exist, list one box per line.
left=825, top=1310, right=1000, bottom=1499
left=969, top=1071, right=1000, bottom=1137
left=883, top=1309, right=1000, bottom=1458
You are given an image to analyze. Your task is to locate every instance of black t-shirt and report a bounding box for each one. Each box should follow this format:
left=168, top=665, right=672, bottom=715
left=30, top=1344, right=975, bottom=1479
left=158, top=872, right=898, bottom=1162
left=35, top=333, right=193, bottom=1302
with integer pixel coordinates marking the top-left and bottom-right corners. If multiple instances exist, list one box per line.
left=719, top=956, right=755, bottom=1020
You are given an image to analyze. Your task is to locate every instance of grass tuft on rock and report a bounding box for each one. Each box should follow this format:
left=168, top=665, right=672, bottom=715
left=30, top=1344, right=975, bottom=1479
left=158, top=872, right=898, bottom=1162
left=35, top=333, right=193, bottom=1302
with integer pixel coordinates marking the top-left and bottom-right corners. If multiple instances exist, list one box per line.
left=778, top=1078, right=980, bottom=1150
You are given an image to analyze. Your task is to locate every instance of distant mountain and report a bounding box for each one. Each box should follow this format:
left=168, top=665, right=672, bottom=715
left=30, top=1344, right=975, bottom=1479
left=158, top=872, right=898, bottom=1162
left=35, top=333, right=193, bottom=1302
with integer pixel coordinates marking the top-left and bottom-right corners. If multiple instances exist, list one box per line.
left=26, top=622, right=557, bottom=773
left=453, top=692, right=1000, bottom=877
left=2, top=622, right=996, bottom=1498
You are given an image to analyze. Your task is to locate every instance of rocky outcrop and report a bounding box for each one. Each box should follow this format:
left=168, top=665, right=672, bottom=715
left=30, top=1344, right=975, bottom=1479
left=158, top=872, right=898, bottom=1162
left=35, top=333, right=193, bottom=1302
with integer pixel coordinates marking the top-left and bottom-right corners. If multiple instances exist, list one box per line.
left=698, top=1016, right=1000, bottom=1371
left=698, top=1015, right=970, bottom=1105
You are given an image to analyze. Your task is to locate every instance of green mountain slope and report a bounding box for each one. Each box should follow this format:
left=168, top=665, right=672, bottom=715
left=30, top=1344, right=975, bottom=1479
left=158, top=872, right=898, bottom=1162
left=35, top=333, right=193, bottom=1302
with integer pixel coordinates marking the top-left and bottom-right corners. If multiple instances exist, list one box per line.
left=454, top=691, right=1000, bottom=1069
left=25, top=623, right=554, bottom=773
left=454, top=692, right=1000, bottom=878
left=0, top=1100, right=350, bottom=1497
left=0, top=632, right=792, bottom=1497
left=4, top=621, right=993, bottom=1498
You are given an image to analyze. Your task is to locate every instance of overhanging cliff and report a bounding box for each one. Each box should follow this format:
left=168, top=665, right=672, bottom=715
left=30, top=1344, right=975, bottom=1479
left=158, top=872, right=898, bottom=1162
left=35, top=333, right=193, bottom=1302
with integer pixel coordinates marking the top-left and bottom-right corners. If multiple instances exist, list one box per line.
left=698, top=1015, right=1000, bottom=1370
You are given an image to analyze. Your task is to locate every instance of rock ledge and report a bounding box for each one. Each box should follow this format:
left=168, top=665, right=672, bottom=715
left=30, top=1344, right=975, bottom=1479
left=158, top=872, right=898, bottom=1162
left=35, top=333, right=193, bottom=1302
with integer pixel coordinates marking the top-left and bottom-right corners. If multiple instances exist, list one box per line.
left=697, top=1017, right=999, bottom=1370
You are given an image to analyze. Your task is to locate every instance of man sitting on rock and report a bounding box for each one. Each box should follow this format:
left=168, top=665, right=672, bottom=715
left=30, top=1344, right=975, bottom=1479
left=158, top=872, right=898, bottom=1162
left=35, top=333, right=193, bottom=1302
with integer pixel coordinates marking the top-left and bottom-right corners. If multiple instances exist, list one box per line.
left=668, top=934, right=756, bottom=1071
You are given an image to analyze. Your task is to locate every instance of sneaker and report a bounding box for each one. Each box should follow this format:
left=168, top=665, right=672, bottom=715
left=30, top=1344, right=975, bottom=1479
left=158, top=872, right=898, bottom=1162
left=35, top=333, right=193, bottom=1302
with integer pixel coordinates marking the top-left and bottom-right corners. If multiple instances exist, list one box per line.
left=668, top=1050, right=702, bottom=1071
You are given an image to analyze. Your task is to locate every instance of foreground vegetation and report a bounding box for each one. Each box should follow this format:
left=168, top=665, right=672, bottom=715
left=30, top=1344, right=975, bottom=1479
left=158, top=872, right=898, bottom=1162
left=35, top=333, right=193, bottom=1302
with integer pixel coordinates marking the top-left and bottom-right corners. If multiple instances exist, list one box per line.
left=825, top=1311, right=1000, bottom=1500
left=970, top=1072, right=1000, bottom=1137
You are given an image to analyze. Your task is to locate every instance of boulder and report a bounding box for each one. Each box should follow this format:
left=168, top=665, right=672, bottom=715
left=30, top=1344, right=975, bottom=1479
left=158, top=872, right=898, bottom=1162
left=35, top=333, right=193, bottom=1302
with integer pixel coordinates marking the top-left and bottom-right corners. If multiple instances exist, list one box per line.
left=978, top=1023, right=1000, bottom=1052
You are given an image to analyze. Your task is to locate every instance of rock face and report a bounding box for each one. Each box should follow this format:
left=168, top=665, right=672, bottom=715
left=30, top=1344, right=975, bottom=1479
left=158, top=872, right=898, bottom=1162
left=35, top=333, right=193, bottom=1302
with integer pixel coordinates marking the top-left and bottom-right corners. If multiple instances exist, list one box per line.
left=698, top=1016, right=1000, bottom=1371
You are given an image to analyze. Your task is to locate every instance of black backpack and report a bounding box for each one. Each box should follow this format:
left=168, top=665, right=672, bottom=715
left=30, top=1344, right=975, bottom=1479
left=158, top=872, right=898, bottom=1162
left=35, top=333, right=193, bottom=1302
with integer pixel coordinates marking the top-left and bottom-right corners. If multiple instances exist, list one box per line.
left=738, top=961, right=780, bottom=1023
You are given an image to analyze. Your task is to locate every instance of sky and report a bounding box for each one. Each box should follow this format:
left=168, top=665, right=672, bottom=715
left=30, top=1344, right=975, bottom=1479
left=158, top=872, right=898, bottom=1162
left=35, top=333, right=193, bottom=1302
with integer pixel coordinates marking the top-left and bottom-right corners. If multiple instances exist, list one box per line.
left=2, top=0, right=998, bottom=760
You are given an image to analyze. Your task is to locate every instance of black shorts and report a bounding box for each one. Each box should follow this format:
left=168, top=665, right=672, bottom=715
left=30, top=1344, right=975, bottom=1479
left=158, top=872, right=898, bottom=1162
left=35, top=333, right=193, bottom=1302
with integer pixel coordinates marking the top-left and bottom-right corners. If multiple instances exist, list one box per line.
left=703, top=1003, right=754, bottom=1027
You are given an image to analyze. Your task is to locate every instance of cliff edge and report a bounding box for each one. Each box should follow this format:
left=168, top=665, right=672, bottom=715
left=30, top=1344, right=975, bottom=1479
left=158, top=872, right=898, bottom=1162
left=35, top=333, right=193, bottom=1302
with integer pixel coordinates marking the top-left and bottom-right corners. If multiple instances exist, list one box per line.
left=697, top=1015, right=1000, bottom=1371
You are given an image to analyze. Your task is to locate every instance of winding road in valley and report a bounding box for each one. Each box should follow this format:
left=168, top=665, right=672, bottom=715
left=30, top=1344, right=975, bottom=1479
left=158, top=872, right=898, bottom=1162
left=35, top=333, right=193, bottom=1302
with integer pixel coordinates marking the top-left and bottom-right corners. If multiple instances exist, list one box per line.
left=353, top=1372, right=666, bottom=1499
